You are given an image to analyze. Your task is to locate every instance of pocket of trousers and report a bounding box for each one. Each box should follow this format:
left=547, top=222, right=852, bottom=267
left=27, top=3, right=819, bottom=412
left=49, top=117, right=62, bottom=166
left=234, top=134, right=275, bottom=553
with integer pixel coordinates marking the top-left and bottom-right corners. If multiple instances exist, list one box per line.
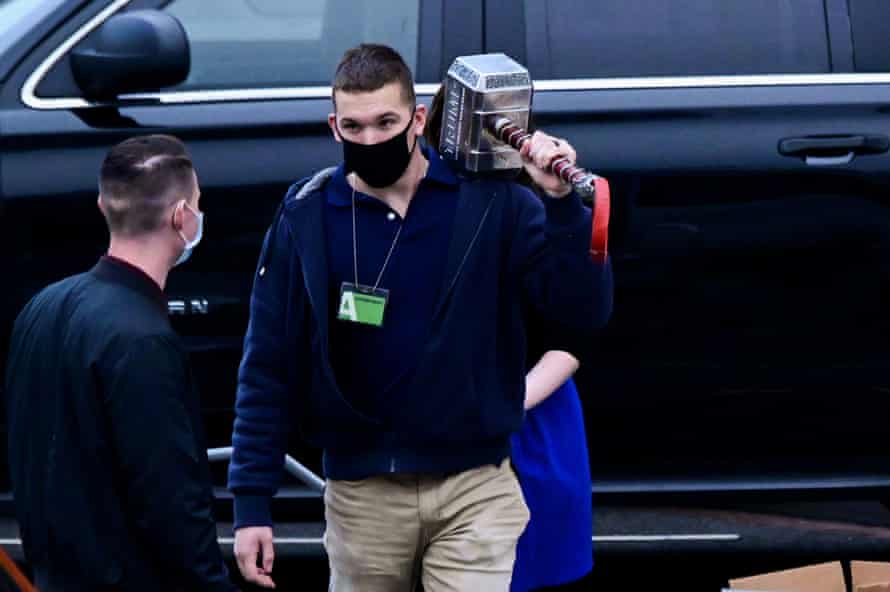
left=323, top=478, right=404, bottom=576
left=443, top=462, right=531, bottom=566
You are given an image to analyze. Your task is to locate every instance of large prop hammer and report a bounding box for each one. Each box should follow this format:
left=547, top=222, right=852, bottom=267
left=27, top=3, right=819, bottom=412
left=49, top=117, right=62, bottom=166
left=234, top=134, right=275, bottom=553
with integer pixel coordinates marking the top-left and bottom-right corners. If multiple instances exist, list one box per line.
left=439, top=53, right=610, bottom=264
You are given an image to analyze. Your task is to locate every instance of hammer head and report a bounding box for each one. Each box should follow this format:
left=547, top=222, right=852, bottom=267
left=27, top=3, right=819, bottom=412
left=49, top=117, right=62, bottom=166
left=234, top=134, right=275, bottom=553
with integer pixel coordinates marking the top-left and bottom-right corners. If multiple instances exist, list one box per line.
left=439, top=53, right=532, bottom=173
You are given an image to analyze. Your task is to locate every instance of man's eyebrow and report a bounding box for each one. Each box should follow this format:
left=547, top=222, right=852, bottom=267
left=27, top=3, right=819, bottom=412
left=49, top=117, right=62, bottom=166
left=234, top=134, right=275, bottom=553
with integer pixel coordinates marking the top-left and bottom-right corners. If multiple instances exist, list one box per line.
left=340, top=112, right=401, bottom=124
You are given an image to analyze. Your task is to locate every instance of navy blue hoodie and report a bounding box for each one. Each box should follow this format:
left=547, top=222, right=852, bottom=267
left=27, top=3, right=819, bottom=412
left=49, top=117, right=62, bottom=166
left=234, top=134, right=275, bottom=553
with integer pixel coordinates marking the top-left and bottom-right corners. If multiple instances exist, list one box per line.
left=228, top=163, right=613, bottom=529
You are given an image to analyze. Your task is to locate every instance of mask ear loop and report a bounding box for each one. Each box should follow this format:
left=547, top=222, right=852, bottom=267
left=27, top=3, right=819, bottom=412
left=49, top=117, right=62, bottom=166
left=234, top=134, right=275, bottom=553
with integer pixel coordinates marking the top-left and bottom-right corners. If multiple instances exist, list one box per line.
left=172, top=199, right=197, bottom=245
left=408, top=106, right=419, bottom=154
left=333, top=114, right=345, bottom=141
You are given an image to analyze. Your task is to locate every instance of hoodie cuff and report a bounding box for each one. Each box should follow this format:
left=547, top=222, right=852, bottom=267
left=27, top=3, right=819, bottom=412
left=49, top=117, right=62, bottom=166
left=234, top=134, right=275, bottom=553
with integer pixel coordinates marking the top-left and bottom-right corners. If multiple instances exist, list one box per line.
left=233, top=494, right=273, bottom=531
left=542, top=190, right=587, bottom=229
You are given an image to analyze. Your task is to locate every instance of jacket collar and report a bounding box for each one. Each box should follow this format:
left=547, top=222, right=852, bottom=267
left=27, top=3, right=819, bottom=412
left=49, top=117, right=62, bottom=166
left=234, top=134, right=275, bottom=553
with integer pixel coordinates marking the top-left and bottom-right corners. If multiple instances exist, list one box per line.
left=326, top=145, right=459, bottom=208
left=92, top=255, right=167, bottom=314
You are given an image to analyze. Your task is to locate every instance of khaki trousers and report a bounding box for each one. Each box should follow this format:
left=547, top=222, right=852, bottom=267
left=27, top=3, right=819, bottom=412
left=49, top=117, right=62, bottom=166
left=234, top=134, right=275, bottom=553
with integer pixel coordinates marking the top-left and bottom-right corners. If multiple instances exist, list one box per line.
left=323, top=459, right=530, bottom=592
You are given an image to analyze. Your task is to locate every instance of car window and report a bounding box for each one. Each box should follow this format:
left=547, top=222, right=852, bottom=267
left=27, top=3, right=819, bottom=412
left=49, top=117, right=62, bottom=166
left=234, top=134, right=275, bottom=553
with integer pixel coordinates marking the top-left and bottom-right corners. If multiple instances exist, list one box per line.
left=848, top=0, right=890, bottom=72
left=163, top=0, right=422, bottom=89
left=0, top=0, right=67, bottom=58
left=521, top=0, right=830, bottom=79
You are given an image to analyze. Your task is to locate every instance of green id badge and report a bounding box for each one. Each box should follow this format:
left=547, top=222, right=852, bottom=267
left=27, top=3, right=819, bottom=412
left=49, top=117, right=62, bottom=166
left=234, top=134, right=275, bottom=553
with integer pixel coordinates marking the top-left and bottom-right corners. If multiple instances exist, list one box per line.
left=338, top=282, right=388, bottom=327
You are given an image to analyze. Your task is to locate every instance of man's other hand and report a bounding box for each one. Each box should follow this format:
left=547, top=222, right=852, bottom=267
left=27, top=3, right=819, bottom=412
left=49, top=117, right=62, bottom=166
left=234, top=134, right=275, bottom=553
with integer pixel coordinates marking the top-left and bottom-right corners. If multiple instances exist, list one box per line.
left=234, top=526, right=276, bottom=589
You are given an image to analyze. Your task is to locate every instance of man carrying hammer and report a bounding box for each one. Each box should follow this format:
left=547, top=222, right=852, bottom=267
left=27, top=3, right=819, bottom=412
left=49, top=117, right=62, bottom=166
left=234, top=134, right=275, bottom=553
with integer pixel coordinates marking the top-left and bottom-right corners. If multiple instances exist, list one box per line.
left=229, top=43, right=613, bottom=591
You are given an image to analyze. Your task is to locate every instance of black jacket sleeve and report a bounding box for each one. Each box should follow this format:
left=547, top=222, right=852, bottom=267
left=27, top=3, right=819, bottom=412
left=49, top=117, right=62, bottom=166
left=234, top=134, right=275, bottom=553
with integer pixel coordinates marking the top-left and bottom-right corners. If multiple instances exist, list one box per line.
left=105, top=335, right=237, bottom=591
left=509, top=183, right=614, bottom=336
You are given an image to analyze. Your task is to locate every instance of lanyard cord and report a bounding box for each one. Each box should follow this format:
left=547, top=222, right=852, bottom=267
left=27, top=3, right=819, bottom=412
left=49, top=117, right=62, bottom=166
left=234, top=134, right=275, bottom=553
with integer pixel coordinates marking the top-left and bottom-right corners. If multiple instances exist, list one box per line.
left=351, top=184, right=403, bottom=290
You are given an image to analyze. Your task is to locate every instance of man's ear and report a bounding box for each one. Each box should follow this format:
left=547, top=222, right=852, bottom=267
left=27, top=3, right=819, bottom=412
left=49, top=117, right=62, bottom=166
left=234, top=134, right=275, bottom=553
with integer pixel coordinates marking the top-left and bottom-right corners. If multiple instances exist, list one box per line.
left=328, top=113, right=342, bottom=143
left=171, top=200, right=186, bottom=232
left=96, top=195, right=105, bottom=216
left=413, top=104, right=427, bottom=138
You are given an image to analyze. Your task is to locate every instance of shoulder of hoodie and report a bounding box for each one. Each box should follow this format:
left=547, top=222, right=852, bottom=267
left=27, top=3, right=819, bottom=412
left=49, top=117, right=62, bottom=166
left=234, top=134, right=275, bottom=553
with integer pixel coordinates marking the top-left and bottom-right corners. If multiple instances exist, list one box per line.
left=281, top=166, right=338, bottom=214
left=276, top=166, right=539, bottom=221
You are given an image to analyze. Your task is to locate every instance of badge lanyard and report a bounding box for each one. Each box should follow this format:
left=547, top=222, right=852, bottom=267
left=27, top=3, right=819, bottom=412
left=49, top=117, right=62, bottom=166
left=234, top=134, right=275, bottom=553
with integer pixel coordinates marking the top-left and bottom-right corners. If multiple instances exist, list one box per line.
left=337, top=183, right=402, bottom=327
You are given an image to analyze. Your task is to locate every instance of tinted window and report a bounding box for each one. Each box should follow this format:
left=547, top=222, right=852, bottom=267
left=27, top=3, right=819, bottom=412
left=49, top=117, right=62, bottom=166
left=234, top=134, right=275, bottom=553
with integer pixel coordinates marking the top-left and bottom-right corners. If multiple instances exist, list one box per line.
left=848, top=0, right=890, bottom=72
left=164, top=0, right=422, bottom=89
left=0, top=0, right=67, bottom=58
left=522, top=0, right=830, bottom=79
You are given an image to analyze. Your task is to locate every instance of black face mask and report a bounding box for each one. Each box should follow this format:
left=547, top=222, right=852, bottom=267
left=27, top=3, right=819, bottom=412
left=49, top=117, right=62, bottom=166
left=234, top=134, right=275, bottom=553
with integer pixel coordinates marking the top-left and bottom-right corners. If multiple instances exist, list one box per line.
left=339, top=115, right=417, bottom=188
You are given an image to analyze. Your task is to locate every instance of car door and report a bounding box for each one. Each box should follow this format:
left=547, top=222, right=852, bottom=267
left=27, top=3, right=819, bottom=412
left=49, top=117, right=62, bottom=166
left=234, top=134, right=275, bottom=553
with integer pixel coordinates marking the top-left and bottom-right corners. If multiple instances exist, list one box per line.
left=483, top=0, right=890, bottom=506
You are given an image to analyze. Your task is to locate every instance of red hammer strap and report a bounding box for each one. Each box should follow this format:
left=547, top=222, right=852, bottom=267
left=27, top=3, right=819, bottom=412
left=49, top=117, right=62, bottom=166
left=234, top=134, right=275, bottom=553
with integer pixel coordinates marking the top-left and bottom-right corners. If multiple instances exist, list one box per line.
left=590, top=177, right=610, bottom=265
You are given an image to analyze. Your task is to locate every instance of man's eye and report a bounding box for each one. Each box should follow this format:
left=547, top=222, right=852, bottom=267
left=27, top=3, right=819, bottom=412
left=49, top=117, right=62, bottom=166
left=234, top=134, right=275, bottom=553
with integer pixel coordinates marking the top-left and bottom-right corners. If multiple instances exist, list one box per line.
left=380, top=120, right=396, bottom=128
left=342, top=123, right=358, bottom=131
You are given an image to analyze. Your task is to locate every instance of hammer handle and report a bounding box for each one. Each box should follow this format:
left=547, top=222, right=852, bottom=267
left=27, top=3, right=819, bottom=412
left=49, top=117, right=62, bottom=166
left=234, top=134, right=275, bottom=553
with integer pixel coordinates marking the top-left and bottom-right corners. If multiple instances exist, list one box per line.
left=489, top=116, right=610, bottom=264
left=490, top=117, right=596, bottom=197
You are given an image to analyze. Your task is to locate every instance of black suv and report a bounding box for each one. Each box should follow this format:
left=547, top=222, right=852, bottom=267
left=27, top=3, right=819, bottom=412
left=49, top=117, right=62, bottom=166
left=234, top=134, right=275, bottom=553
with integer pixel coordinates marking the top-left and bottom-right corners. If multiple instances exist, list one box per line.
left=4, top=0, right=890, bottom=570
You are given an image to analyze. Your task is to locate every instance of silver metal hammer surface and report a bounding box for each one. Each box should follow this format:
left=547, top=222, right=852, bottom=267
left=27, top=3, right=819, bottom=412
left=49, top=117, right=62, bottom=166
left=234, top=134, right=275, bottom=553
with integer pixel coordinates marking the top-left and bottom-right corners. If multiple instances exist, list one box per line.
left=439, top=53, right=602, bottom=200
left=439, top=53, right=610, bottom=262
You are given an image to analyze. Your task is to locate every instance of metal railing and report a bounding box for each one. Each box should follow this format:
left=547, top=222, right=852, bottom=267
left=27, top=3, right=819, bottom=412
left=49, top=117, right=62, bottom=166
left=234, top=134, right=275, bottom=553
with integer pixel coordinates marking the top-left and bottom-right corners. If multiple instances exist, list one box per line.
left=206, top=447, right=326, bottom=493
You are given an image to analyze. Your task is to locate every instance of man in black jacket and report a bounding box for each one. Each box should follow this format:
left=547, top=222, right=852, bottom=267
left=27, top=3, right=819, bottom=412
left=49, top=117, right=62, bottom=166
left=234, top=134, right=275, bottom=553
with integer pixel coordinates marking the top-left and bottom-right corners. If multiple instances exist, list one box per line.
left=5, top=135, right=236, bottom=591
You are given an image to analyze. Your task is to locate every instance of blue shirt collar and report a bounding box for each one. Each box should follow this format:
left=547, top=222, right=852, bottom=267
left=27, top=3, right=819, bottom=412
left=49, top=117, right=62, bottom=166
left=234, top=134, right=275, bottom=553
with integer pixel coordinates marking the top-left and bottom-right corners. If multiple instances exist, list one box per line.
left=326, top=144, right=458, bottom=208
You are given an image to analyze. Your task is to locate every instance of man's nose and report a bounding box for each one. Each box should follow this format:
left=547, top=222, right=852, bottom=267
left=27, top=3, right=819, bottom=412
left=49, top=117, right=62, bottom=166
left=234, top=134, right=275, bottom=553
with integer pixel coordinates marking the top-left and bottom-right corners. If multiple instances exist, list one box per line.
left=359, top=129, right=390, bottom=145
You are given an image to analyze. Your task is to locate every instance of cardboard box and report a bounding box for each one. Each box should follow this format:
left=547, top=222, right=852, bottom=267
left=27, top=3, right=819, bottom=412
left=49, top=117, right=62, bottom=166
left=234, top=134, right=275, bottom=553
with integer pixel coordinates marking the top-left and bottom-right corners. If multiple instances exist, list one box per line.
left=856, top=585, right=890, bottom=592
left=726, top=561, right=846, bottom=592
left=723, top=560, right=890, bottom=592
left=852, top=562, right=890, bottom=592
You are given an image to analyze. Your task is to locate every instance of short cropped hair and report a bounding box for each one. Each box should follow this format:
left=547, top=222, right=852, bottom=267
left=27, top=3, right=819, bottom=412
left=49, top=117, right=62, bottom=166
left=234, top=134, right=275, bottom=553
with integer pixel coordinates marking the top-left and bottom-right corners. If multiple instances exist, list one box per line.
left=98, top=135, right=195, bottom=237
left=332, top=43, right=415, bottom=107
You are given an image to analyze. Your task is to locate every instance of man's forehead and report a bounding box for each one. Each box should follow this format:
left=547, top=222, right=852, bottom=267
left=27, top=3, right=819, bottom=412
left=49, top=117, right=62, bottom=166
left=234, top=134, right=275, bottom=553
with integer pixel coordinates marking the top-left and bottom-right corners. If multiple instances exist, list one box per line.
left=334, top=84, right=412, bottom=119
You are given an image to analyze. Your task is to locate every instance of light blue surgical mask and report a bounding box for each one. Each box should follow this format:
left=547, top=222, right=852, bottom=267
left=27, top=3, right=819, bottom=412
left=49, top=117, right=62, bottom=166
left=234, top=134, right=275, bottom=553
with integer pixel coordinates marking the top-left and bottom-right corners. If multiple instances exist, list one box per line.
left=174, top=201, right=203, bottom=267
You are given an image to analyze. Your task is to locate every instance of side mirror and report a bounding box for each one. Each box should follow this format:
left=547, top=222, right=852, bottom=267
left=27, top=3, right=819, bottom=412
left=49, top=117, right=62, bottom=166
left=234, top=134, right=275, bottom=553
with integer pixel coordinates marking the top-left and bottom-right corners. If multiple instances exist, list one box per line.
left=70, top=10, right=190, bottom=100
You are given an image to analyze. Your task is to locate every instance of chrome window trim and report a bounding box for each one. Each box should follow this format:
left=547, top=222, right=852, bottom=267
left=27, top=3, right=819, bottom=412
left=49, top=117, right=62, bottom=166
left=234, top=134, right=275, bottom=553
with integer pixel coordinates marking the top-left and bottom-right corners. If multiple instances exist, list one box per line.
left=20, top=0, right=890, bottom=111
left=533, top=73, right=890, bottom=90
left=25, top=72, right=890, bottom=111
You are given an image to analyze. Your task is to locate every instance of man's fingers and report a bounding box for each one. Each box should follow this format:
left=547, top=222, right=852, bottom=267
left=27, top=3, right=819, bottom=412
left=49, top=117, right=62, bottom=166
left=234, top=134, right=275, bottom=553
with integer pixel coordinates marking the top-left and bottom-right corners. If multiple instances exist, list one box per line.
left=537, top=146, right=558, bottom=170
left=519, top=131, right=579, bottom=195
left=261, top=536, right=275, bottom=574
left=235, top=527, right=277, bottom=587
left=252, top=568, right=276, bottom=589
left=520, top=138, right=533, bottom=159
left=518, top=131, right=537, bottom=161
left=235, top=543, right=259, bottom=582
left=535, top=143, right=566, bottom=171
left=239, top=554, right=275, bottom=588
left=254, top=573, right=276, bottom=589
left=524, top=133, right=574, bottom=169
